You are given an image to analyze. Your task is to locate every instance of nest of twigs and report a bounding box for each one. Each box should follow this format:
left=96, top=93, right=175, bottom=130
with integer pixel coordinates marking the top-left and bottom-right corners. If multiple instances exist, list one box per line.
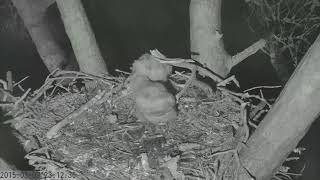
left=0, top=67, right=252, bottom=180
left=0, top=54, right=299, bottom=180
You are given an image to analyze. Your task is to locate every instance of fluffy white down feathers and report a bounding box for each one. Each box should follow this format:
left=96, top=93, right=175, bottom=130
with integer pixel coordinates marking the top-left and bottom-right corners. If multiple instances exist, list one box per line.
left=130, top=54, right=177, bottom=124
left=132, top=54, right=172, bottom=81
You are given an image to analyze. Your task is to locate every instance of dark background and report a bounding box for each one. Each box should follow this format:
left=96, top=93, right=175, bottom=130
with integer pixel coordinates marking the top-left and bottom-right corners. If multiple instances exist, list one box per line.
left=0, top=0, right=319, bottom=179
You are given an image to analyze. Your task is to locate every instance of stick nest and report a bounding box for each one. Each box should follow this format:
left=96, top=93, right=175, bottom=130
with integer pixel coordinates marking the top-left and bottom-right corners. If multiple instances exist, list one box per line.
left=2, top=69, right=254, bottom=180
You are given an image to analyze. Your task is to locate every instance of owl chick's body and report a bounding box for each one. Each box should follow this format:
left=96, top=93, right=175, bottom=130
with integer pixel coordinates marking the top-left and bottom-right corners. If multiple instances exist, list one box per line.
left=130, top=53, right=177, bottom=124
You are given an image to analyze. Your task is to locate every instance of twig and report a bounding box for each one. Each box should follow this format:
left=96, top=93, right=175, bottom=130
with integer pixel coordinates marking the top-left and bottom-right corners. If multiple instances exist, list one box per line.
left=154, top=57, right=194, bottom=64
left=54, top=70, right=120, bottom=86
left=252, top=110, right=268, bottom=122
left=49, top=76, right=95, bottom=81
left=46, top=90, right=108, bottom=139
left=55, top=70, right=117, bottom=81
left=29, top=79, right=54, bottom=104
left=150, top=49, right=195, bottom=63
left=260, top=89, right=264, bottom=99
left=26, top=155, right=66, bottom=168
left=115, top=69, right=130, bottom=75
left=217, top=75, right=240, bottom=87
left=49, top=79, right=70, bottom=96
left=240, top=103, right=250, bottom=142
left=176, top=66, right=197, bottom=100
left=29, top=69, right=60, bottom=104
left=173, top=71, right=191, bottom=79
left=174, top=62, right=223, bottom=82
left=150, top=49, right=223, bottom=82
left=230, top=39, right=266, bottom=69
left=45, top=68, right=60, bottom=83
left=14, top=88, right=31, bottom=108
left=54, top=83, right=70, bottom=93
left=16, top=84, right=25, bottom=92
left=218, top=87, right=272, bottom=108
left=248, top=120, right=258, bottom=128
left=243, top=93, right=272, bottom=108
left=173, top=71, right=213, bottom=96
left=208, top=148, right=236, bottom=158
left=0, top=102, right=14, bottom=107
left=0, top=79, right=8, bottom=90
left=6, top=71, right=13, bottom=92
left=244, top=85, right=282, bottom=92
left=217, top=87, right=245, bottom=104
left=249, top=101, right=267, bottom=119
left=13, top=76, right=29, bottom=87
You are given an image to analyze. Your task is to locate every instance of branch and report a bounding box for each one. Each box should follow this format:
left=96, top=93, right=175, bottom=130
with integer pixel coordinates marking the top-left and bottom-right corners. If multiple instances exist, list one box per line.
left=229, top=39, right=266, bottom=69
left=14, top=88, right=31, bottom=108
left=6, top=71, right=13, bottom=92
left=0, top=79, right=8, bottom=90
left=244, top=85, right=282, bottom=92
left=217, top=75, right=240, bottom=87
left=150, top=49, right=223, bottom=82
left=150, top=49, right=195, bottom=64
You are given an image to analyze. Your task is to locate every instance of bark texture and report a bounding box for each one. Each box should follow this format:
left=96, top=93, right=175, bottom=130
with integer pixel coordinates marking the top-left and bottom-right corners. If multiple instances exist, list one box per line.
left=11, top=0, right=69, bottom=73
left=190, top=0, right=230, bottom=77
left=239, top=33, right=320, bottom=179
left=189, top=0, right=266, bottom=78
left=56, top=0, right=108, bottom=75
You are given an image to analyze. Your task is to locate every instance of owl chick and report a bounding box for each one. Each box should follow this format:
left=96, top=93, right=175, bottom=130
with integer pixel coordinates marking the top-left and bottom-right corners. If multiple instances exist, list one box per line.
left=131, top=53, right=172, bottom=82
left=132, top=75, right=177, bottom=124
left=130, top=53, right=176, bottom=124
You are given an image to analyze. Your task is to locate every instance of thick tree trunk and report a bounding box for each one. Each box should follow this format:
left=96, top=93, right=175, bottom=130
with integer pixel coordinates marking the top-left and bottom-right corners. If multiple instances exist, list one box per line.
left=11, top=0, right=71, bottom=73
left=190, top=0, right=230, bottom=77
left=56, top=0, right=108, bottom=75
left=189, top=0, right=266, bottom=78
left=239, top=33, right=320, bottom=179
